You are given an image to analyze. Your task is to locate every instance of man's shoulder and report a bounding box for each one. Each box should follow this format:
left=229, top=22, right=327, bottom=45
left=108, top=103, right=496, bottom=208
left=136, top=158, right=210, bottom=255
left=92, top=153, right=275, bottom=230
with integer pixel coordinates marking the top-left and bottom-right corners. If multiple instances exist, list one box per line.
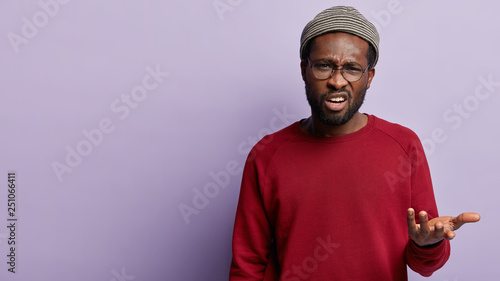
left=373, top=116, right=418, bottom=137
left=246, top=121, right=301, bottom=161
left=257, top=121, right=301, bottom=147
left=371, top=115, right=423, bottom=151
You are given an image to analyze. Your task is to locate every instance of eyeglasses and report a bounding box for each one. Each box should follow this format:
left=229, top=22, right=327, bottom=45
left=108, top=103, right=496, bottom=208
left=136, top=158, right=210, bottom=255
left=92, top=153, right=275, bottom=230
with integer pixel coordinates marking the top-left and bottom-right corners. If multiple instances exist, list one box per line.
left=308, top=59, right=369, bottom=82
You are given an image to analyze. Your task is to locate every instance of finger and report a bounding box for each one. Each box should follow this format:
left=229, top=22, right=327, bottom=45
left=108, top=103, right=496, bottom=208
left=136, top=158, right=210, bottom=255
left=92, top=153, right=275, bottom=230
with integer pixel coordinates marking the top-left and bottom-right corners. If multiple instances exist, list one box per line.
left=407, top=208, right=418, bottom=237
left=445, top=230, right=456, bottom=240
left=434, top=221, right=445, bottom=239
left=419, top=211, right=431, bottom=237
left=452, top=212, right=481, bottom=230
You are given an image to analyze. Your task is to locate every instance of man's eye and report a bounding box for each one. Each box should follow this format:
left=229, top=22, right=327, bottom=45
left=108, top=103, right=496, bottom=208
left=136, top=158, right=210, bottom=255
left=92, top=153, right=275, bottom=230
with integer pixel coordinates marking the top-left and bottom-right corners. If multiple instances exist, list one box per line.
left=315, top=63, right=332, bottom=70
left=344, top=68, right=362, bottom=74
left=343, top=64, right=362, bottom=72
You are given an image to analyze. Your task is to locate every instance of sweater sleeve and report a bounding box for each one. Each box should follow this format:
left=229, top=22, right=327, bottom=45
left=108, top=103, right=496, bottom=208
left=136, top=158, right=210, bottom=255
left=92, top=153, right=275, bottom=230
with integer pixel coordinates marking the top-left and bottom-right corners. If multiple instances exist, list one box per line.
left=403, top=134, right=451, bottom=276
left=229, top=149, right=274, bottom=280
left=404, top=238, right=450, bottom=277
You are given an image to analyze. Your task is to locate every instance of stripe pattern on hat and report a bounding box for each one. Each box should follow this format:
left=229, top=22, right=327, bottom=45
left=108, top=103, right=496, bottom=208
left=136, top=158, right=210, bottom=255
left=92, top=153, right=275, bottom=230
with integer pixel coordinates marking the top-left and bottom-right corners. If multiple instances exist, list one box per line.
left=300, top=6, right=380, bottom=67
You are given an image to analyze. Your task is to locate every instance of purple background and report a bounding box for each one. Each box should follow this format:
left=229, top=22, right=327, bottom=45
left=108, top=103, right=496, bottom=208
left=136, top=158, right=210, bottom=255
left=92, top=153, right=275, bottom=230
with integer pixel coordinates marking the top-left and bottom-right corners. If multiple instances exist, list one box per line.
left=1, top=0, right=498, bottom=280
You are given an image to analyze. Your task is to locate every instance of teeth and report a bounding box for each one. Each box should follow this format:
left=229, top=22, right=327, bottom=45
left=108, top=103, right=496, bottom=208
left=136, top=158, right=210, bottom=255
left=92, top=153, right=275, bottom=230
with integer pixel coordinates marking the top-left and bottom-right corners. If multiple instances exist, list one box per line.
left=330, top=97, right=345, bottom=102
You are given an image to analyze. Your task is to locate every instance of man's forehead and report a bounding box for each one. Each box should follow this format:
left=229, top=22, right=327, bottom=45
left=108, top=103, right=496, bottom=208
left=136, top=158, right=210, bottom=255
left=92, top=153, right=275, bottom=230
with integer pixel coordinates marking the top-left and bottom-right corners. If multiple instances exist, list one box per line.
left=310, top=32, right=369, bottom=58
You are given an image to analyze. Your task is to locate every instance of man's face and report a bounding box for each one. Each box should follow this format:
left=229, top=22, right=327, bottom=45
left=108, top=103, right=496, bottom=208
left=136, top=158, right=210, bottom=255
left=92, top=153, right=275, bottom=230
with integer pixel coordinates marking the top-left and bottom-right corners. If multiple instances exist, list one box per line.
left=301, top=32, right=375, bottom=126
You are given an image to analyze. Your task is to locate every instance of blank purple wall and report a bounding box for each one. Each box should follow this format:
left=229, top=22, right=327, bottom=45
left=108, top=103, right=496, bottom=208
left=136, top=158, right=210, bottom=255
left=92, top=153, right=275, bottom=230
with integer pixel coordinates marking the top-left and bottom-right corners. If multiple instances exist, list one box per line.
left=0, top=1, right=498, bottom=280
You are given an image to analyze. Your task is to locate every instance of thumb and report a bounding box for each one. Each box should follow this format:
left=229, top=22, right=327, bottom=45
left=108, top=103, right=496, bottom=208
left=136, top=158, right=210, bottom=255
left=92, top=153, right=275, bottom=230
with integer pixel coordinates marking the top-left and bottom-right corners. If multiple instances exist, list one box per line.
left=452, top=212, right=481, bottom=230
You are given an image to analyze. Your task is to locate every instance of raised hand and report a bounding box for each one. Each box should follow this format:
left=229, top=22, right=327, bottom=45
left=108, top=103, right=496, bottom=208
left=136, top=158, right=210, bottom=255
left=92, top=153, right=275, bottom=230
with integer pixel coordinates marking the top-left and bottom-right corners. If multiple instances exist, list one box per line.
left=406, top=208, right=480, bottom=247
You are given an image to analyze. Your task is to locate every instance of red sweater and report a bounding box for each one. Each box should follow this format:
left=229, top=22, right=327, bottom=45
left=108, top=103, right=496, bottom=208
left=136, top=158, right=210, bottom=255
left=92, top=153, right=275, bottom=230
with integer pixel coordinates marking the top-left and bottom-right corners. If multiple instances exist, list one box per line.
left=230, top=115, right=450, bottom=281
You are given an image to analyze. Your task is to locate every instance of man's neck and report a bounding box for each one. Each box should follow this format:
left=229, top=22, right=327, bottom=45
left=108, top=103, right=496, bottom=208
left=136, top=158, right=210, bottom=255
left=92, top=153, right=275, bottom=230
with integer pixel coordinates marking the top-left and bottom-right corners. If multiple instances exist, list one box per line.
left=300, top=112, right=368, bottom=137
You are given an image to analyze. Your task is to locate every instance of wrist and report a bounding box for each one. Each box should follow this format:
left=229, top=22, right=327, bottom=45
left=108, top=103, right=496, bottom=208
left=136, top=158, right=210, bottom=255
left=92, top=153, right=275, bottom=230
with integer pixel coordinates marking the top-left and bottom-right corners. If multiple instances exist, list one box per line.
left=412, top=239, right=443, bottom=249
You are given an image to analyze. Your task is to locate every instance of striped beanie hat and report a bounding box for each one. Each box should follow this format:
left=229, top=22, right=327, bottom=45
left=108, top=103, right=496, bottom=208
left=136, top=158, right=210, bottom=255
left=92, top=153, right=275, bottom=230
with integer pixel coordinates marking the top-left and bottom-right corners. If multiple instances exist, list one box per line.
left=300, top=6, right=380, bottom=66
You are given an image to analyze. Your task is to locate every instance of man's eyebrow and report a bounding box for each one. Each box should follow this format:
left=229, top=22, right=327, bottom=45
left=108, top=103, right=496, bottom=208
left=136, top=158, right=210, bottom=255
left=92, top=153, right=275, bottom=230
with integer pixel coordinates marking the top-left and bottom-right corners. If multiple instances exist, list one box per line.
left=309, top=58, right=334, bottom=64
left=312, top=58, right=361, bottom=65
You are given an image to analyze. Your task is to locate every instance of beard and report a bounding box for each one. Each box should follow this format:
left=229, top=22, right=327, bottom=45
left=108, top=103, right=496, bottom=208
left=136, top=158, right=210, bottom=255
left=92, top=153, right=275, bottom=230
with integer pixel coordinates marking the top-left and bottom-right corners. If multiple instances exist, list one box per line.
left=305, top=83, right=367, bottom=126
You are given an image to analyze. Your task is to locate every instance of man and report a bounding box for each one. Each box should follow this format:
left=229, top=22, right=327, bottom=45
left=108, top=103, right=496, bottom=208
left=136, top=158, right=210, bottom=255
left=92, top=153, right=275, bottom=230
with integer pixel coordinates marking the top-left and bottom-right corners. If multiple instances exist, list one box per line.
left=229, top=6, right=480, bottom=281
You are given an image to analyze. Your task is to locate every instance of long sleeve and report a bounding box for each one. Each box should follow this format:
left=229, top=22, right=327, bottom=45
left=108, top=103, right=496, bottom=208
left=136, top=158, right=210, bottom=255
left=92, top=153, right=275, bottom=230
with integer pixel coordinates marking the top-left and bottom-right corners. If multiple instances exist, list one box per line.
left=403, top=134, right=451, bottom=276
left=229, top=149, right=274, bottom=280
left=404, top=239, right=450, bottom=277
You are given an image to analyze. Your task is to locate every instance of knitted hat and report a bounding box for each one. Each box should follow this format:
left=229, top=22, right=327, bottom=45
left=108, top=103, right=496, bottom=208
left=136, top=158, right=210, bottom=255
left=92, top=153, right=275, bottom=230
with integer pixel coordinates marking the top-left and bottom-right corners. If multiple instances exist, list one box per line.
left=300, top=6, right=380, bottom=66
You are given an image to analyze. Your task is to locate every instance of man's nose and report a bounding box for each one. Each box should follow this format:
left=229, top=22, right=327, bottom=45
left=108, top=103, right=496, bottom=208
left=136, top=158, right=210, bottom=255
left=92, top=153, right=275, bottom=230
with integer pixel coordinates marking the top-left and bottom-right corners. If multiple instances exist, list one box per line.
left=327, top=69, right=349, bottom=90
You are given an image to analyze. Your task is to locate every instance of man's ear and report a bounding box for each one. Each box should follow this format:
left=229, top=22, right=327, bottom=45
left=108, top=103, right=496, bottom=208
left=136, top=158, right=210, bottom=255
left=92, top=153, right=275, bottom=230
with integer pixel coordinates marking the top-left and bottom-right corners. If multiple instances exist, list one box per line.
left=300, top=60, right=308, bottom=82
left=366, top=67, right=375, bottom=89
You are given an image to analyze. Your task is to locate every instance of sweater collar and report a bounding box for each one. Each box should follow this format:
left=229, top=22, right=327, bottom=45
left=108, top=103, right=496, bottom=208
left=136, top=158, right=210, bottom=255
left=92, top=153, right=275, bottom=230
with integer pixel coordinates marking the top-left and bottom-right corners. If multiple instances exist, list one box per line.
left=294, top=114, right=376, bottom=143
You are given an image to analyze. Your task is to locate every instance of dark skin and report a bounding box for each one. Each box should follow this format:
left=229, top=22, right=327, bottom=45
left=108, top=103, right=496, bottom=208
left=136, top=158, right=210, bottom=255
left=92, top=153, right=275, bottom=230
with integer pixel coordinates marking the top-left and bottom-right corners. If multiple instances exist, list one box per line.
left=300, top=32, right=375, bottom=137
left=300, top=32, right=480, bottom=246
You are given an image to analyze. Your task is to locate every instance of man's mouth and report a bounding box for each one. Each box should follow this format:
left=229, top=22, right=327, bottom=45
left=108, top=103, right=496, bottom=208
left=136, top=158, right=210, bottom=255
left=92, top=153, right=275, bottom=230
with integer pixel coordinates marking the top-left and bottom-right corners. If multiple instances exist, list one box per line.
left=324, top=94, right=348, bottom=111
left=328, top=97, right=346, bottom=103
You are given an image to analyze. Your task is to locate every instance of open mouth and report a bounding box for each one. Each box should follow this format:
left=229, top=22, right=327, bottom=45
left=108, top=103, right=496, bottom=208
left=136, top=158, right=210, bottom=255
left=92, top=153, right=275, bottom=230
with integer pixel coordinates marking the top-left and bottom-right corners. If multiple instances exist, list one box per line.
left=328, top=97, right=346, bottom=103
left=324, top=95, right=348, bottom=111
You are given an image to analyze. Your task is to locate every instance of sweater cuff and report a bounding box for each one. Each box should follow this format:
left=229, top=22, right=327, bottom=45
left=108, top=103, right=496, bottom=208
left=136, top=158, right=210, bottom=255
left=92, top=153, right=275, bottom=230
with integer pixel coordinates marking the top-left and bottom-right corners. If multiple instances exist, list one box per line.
left=412, top=239, right=444, bottom=250
left=405, top=238, right=450, bottom=277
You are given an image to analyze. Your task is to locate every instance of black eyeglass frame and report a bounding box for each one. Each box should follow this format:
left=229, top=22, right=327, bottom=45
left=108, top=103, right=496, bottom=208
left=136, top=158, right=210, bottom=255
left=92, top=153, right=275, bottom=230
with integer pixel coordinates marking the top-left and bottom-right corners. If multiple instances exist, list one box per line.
left=307, top=59, right=370, bottom=82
